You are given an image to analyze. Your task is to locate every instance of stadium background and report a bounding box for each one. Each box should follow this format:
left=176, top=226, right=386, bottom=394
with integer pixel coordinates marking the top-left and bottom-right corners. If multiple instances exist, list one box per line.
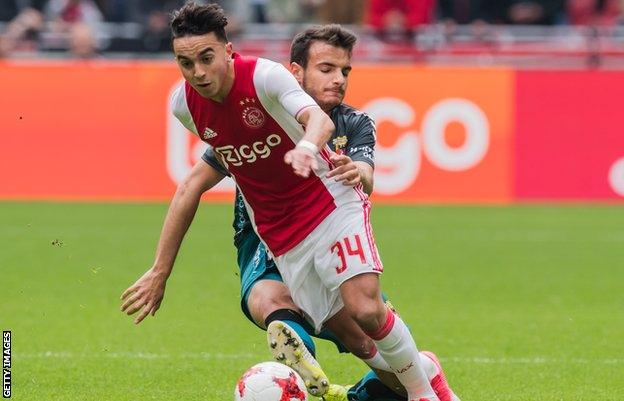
left=1, top=1, right=623, bottom=400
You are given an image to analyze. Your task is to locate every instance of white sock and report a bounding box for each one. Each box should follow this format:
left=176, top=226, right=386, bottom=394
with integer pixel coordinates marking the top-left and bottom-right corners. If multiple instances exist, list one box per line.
left=364, top=351, right=439, bottom=380
left=362, top=348, right=391, bottom=371
left=367, top=310, right=438, bottom=401
left=420, top=353, right=439, bottom=380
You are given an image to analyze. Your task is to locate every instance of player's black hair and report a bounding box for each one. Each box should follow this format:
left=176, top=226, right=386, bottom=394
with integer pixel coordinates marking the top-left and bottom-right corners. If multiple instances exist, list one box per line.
left=170, top=1, right=228, bottom=43
left=290, top=24, right=357, bottom=68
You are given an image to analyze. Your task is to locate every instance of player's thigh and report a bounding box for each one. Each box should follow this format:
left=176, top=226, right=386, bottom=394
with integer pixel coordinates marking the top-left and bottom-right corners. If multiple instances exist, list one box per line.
left=247, top=279, right=299, bottom=328
left=238, top=234, right=286, bottom=327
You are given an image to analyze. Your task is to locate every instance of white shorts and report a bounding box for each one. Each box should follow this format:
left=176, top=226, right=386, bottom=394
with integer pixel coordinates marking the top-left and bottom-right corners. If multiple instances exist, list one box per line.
left=274, top=200, right=383, bottom=332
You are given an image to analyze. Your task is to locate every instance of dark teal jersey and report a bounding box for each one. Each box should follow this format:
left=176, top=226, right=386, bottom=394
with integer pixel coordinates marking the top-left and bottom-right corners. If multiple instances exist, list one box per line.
left=201, top=103, right=376, bottom=247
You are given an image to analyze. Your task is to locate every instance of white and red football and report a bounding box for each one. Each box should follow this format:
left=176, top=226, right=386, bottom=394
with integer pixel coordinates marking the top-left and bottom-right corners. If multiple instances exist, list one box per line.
left=234, top=361, right=308, bottom=401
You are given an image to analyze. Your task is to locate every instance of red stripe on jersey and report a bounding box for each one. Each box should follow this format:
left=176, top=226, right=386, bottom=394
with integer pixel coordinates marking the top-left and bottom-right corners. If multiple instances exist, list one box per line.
left=321, top=145, right=379, bottom=269
left=319, top=147, right=335, bottom=169
left=321, top=146, right=367, bottom=202
left=362, top=201, right=383, bottom=272
left=353, top=185, right=367, bottom=201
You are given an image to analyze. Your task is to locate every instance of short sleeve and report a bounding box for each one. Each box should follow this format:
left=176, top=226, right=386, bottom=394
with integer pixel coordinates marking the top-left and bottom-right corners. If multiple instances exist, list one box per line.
left=345, top=113, right=376, bottom=167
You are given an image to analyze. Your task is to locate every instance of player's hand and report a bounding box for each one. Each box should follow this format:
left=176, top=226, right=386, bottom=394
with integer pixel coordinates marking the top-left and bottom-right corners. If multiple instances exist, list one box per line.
left=120, top=268, right=167, bottom=324
left=327, top=153, right=361, bottom=187
left=284, top=147, right=318, bottom=178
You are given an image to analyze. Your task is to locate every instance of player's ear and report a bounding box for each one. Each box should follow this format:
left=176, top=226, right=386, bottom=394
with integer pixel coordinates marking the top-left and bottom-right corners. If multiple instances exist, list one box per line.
left=225, top=42, right=233, bottom=59
left=290, top=62, right=303, bottom=84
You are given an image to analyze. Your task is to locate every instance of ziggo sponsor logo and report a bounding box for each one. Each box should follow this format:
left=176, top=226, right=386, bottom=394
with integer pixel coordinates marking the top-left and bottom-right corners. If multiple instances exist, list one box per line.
left=215, top=134, right=282, bottom=168
left=362, top=97, right=490, bottom=195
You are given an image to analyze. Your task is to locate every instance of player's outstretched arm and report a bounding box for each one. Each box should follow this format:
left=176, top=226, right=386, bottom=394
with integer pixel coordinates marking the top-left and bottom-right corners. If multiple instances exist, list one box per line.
left=284, top=106, right=335, bottom=178
left=327, top=154, right=374, bottom=195
left=120, top=161, right=225, bottom=324
left=263, top=62, right=335, bottom=178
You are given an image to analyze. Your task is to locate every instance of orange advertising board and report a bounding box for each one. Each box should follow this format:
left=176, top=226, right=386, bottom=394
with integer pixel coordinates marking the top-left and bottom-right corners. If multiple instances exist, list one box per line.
left=1, top=62, right=182, bottom=200
left=345, top=66, right=514, bottom=203
left=0, top=62, right=513, bottom=203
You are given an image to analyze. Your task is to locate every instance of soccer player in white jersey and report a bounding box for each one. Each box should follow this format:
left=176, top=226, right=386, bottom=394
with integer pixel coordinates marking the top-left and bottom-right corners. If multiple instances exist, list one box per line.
left=121, top=3, right=451, bottom=401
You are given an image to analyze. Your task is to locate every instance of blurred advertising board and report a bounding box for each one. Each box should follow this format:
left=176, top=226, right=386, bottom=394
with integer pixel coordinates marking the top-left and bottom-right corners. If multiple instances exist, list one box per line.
left=0, top=62, right=622, bottom=202
left=515, top=71, right=624, bottom=200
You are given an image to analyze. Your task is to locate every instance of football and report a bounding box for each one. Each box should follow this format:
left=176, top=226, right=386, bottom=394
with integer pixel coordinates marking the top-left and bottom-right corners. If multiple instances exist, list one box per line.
left=234, top=361, right=308, bottom=401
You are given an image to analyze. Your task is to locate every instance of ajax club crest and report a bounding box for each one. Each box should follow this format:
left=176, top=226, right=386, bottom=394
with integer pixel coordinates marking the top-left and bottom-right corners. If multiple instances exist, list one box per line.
left=240, top=97, right=266, bottom=129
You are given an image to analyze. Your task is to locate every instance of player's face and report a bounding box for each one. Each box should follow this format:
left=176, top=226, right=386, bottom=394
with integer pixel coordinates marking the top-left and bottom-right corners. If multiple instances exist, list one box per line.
left=173, top=32, right=234, bottom=101
left=293, top=41, right=352, bottom=112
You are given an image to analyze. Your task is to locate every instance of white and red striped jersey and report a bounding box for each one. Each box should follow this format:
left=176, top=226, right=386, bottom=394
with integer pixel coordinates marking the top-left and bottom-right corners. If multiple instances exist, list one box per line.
left=171, top=53, right=365, bottom=256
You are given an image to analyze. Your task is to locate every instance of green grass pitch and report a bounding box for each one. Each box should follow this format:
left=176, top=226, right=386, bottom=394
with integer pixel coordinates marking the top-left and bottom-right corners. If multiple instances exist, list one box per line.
left=1, top=201, right=623, bottom=400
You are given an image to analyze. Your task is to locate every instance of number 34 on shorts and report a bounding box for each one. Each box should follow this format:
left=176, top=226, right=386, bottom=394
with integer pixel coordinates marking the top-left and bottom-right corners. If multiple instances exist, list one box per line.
left=330, top=234, right=383, bottom=274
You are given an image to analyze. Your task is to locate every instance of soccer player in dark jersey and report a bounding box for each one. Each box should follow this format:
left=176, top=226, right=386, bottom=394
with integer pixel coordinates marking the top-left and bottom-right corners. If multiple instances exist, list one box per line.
left=120, top=5, right=459, bottom=400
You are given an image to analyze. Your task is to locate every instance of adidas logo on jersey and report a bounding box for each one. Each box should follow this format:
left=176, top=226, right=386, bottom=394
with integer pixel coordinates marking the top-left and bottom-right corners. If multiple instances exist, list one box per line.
left=203, top=127, right=218, bottom=140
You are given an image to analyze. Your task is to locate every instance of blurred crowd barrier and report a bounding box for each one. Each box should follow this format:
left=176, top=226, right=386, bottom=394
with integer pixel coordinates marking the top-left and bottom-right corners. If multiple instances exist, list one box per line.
left=4, top=22, right=624, bottom=67
left=1, top=62, right=623, bottom=203
left=3, top=0, right=624, bottom=68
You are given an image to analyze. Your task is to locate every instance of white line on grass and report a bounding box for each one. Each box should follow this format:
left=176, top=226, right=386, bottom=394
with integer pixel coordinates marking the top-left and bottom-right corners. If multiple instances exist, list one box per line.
left=15, top=352, right=624, bottom=364
left=445, top=356, right=624, bottom=364
left=16, top=351, right=252, bottom=360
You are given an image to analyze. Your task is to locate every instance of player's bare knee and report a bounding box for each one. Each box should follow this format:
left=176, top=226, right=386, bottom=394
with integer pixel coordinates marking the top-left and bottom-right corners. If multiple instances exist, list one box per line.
left=264, top=291, right=298, bottom=315
left=342, top=289, right=386, bottom=332
left=249, top=280, right=298, bottom=322
left=349, top=300, right=386, bottom=332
